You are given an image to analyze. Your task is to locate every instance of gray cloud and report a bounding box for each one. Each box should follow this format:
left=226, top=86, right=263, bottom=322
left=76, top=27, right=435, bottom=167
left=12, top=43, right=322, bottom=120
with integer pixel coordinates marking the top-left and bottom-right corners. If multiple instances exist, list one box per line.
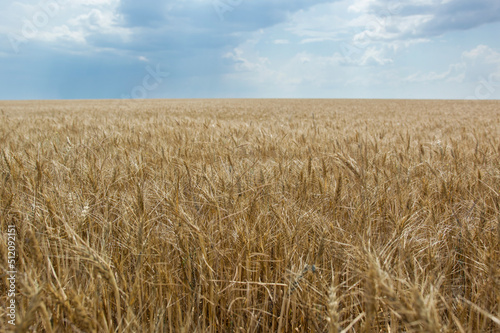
left=82, top=1, right=335, bottom=58
left=359, top=0, right=500, bottom=41
left=422, top=0, right=500, bottom=36
left=118, top=0, right=168, bottom=27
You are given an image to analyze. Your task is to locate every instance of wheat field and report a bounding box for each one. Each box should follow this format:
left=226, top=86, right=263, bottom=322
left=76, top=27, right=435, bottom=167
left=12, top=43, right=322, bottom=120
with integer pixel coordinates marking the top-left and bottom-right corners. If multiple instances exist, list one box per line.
left=0, top=99, right=499, bottom=332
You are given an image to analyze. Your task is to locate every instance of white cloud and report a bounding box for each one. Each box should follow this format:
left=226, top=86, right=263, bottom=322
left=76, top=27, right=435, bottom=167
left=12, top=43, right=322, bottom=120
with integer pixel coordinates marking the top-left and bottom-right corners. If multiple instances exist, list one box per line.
left=273, top=39, right=289, bottom=44
left=73, top=0, right=119, bottom=5
left=350, top=0, right=500, bottom=42
left=352, top=14, right=434, bottom=42
left=65, top=7, right=131, bottom=40
left=463, top=45, right=500, bottom=66
left=356, top=46, right=393, bottom=65
left=37, top=25, right=87, bottom=43
left=0, top=0, right=131, bottom=53
left=223, top=43, right=394, bottom=94
left=405, top=45, right=500, bottom=84
left=405, top=63, right=466, bottom=83
left=286, top=2, right=351, bottom=44
left=224, top=48, right=272, bottom=74
left=289, top=0, right=500, bottom=51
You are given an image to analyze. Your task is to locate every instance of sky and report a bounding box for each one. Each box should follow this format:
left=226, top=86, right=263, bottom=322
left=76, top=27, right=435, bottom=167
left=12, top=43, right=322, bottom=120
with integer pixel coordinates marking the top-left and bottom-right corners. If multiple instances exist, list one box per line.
left=0, top=0, right=499, bottom=100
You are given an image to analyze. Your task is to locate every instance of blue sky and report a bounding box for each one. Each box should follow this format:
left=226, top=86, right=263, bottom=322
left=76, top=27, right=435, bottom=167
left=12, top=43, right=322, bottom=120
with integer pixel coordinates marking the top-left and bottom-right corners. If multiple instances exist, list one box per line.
left=1, top=0, right=499, bottom=100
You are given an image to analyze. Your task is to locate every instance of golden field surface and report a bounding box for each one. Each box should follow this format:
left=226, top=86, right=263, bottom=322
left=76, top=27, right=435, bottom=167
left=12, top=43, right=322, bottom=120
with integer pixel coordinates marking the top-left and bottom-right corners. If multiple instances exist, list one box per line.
left=0, top=99, right=499, bottom=332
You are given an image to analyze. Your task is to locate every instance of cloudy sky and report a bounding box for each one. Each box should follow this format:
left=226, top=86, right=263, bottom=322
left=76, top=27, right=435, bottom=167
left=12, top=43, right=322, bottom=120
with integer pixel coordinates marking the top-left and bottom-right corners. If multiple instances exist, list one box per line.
left=1, top=0, right=499, bottom=100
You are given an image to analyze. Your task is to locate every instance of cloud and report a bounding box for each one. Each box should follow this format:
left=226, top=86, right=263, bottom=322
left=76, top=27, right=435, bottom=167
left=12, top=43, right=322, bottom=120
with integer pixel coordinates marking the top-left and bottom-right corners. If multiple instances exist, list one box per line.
left=223, top=40, right=393, bottom=94
left=75, top=0, right=335, bottom=58
left=115, top=0, right=334, bottom=33
left=416, top=0, right=500, bottom=36
left=347, top=0, right=500, bottom=42
left=273, top=39, right=289, bottom=44
left=461, top=45, right=500, bottom=82
left=353, top=46, right=393, bottom=66
left=37, top=25, right=87, bottom=44
left=405, top=64, right=466, bottom=83
left=0, top=0, right=129, bottom=54
left=0, top=0, right=499, bottom=99
left=286, top=2, right=350, bottom=44
left=405, top=45, right=500, bottom=84
left=117, top=0, right=168, bottom=27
